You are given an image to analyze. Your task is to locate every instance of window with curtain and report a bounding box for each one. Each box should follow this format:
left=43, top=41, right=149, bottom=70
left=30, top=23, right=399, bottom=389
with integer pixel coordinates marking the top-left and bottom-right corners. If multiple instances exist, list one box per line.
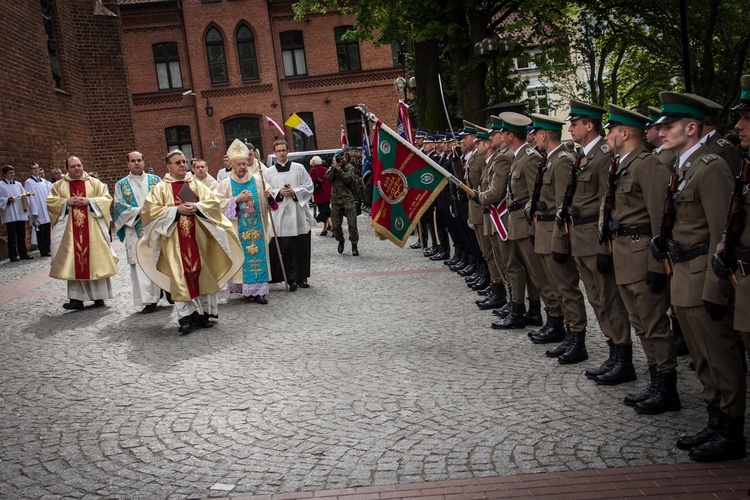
left=280, top=30, right=307, bottom=77
left=153, top=42, right=182, bottom=90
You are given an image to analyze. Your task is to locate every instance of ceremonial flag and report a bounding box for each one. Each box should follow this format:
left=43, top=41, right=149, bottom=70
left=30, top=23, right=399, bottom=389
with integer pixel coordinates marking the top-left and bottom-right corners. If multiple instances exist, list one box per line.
left=265, top=115, right=286, bottom=136
left=488, top=197, right=509, bottom=241
left=396, top=100, right=414, bottom=144
left=370, top=119, right=448, bottom=248
left=340, top=124, right=348, bottom=147
left=361, top=121, right=372, bottom=182
left=284, top=113, right=314, bottom=137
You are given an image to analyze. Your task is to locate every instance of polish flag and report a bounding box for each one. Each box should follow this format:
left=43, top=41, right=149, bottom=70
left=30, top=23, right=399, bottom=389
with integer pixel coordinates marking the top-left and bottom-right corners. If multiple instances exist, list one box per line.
left=340, top=124, right=348, bottom=147
left=265, top=115, right=286, bottom=136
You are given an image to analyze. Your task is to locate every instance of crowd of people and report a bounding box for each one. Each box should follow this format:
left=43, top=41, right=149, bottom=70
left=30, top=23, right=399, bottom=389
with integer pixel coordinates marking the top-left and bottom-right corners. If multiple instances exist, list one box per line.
left=406, top=82, right=750, bottom=464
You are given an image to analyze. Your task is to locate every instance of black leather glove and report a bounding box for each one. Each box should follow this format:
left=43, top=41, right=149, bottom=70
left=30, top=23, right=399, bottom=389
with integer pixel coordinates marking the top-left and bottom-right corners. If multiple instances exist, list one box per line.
left=529, top=234, right=535, bottom=245
left=555, top=208, right=565, bottom=229
left=453, top=145, right=462, bottom=157
left=711, top=250, right=730, bottom=280
left=524, top=207, right=533, bottom=226
left=471, top=189, right=480, bottom=201
left=704, top=300, right=728, bottom=321
left=596, top=253, right=613, bottom=274
left=597, top=224, right=606, bottom=246
left=645, top=270, right=668, bottom=294
left=650, top=235, right=663, bottom=261
left=552, top=251, right=568, bottom=263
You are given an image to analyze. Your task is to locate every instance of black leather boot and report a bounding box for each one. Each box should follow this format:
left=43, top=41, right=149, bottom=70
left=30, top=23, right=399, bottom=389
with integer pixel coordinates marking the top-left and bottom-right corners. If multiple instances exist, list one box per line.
left=558, top=330, right=588, bottom=364
left=478, top=283, right=507, bottom=310
left=624, top=365, right=657, bottom=407
left=458, top=258, right=477, bottom=277
left=530, top=316, right=565, bottom=344
left=546, top=327, right=573, bottom=357
left=585, top=340, right=615, bottom=380
left=477, top=284, right=493, bottom=296
left=634, top=370, right=681, bottom=415
left=688, top=413, right=746, bottom=462
left=472, top=273, right=491, bottom=292
left=676, top=405, right=721, bottom=450
left=672, top=316, right=689, bottom=356
left=465, top=262, right=484, bottom=284
left=491, top=302, right=526, bottom=329
left=493, top=301, right=513, bottom=318
left=178, top=315, right=193, bottom=334
left=522, top=299, right=543, bottom=326
left=595, top=344, right=637, bottom=385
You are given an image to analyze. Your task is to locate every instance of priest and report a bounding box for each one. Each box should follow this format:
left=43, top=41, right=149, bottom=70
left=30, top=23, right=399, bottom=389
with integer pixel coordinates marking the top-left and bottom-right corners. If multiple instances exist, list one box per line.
left=137, top=150, right=243, bottom=334
left=47, top=155, right=119, bottom=310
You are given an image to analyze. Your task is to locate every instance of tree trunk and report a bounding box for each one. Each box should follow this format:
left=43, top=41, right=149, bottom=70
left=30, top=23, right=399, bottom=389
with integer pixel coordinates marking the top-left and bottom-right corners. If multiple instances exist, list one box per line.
left=414, top=39, right=445, bottom=132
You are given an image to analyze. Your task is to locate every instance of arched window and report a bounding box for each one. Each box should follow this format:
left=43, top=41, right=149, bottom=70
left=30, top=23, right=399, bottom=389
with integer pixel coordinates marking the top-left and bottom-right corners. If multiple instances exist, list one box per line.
left=223, top=117, right=261, bottom=152
left=205, top=27, right=228, bottom=85
left=236, top=24, right=259, bottom=82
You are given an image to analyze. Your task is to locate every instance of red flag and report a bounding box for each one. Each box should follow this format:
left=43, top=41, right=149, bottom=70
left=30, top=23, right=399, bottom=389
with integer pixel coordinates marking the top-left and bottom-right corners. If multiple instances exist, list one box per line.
left=265, top=115, right=285, bottom=136
left=370, top=120, right=448, bottom=247
left=397, top=100, right=414, bottom=144
left=340, top=124, right=348, bottom=147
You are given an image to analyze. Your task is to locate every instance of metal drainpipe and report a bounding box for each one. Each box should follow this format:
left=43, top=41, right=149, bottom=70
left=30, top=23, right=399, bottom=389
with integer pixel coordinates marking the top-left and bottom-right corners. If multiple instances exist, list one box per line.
left=177, top=0, right=205, bottom=161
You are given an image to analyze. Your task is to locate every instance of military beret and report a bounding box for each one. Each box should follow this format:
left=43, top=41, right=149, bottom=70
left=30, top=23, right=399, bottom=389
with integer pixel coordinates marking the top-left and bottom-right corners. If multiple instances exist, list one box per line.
left=531, top=113, right=566, bottom=132
left=498, top=112, right=532, bottom=132
left=566, top=99, right=605, bottom=121
left=657, top=92, right=710, bottom=124
left=731, top=74, right=750, bottom=111
left=604, top=104, right=651, bottom=130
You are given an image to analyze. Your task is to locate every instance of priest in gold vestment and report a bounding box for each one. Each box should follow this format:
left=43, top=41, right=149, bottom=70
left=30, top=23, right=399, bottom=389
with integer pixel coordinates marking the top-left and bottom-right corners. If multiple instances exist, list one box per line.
left=137, top=150, right=243, bottom=334
left=47, top=155, right=119, bottom=310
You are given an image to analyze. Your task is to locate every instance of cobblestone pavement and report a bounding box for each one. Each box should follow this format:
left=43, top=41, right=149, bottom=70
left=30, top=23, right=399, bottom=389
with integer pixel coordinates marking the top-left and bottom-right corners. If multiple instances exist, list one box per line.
left=0, top=216, right=747, bottom=499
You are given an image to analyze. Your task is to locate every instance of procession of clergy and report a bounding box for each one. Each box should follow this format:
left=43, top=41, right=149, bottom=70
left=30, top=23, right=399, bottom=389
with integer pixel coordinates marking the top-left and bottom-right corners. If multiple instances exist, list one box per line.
left=40, top=82, right=750, bottom=464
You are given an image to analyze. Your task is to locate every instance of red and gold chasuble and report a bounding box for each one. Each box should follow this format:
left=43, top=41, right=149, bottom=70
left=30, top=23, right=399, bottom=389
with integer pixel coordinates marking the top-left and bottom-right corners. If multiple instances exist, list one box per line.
left=69, top=180, right=92, bottom=279
left=171, top=182, right=202, bottom=298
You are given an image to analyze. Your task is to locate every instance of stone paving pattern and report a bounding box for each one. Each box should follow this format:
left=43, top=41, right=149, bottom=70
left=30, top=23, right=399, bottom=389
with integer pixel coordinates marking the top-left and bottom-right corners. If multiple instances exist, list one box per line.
left=0, top=216, right=747, bottom=499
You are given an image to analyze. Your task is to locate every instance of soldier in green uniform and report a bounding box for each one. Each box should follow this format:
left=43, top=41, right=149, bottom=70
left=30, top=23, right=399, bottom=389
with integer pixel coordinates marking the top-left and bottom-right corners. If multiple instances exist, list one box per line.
left=325, top=150, right=359, bottom=256
left=526, top=114, right=585, bottom=345
left=555, top=100, right=632, bottom=370
left=651, top=92, right=744, bottom=462
left=687, top=94, right=743, bottom=177
left=602, top=105, right=679, bottom=414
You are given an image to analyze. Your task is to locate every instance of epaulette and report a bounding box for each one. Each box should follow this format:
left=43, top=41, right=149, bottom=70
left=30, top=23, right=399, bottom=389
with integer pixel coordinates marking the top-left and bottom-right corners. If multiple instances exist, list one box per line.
left=526, top=148, right=540, bottom=156
left=716, top=138, right=732, bottom=148
left=701, top=154, right=719, bottom=164
left=600, top=144, right=610, bottom=154
left=637, top=151, right=650, bottom=159
left=558, top=150, right=570, bottom=158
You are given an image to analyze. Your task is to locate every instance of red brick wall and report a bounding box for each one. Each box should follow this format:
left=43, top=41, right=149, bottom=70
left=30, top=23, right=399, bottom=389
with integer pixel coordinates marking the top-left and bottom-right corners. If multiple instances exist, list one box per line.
left=0, top=1, right=135, bottom=259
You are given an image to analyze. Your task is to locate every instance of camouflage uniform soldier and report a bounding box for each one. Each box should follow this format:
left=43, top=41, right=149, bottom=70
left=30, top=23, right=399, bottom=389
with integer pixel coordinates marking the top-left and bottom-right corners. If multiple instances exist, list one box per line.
left=326, top=151, right=359, bottom=256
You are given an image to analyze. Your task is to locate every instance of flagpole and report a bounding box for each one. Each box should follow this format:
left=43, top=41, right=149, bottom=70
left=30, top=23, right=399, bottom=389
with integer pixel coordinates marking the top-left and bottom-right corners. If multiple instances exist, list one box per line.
left=257, top=166, right=290, bottom=292
left=356, top=104, right=474, bottom=196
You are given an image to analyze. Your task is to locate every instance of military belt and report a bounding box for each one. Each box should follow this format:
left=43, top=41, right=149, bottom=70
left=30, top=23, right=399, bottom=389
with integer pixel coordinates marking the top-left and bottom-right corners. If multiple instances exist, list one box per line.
left=667, top=240, right=709, bottom=263
left=507, top=203, right=525, bottom=213
left=614, top=225, right=651, bottom=237
left=571, top=214, right=599, bottom=226
left=536, top=214, right=556, bottom=222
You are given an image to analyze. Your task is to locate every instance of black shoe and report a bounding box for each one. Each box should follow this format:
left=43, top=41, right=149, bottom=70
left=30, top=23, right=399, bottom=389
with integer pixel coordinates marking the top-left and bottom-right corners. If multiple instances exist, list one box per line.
left=585, top=340, right=615, bottom=379
left=161, top=290, right=174, bottom=304
left=253, top=295, right=268, bottom=304
left=676, top=405, right=721, bottom=450
left=191, top=311, right=213, bottom=328
left=445, top=253, right=460, bottom=266
left=688, top=413, right=746, bottom=462
left=178, top=316, right=193, bottom=334
left=493, top=302, right=513, bottom=318
left=450, top=260, right=468, bottom=272
left=10, top=257, right=20, bottom=262
left=429, top=251, right=448, bottom=261
left=476, top=285, right=493, bottom=296
left=319, top=230, right=328, bottom=236
left=558, top=330, right=588, bottom=364
left=141, top=304, right=158, bottom=314
left=298, top=280, right=310, bottom=288
left=546, top=329, right=573, bottom=358
left=522, top=300, right=543, bottom=326
left=530, top=316, right=565, bottom=344
left=471, top=277, right=491, bottom=291
left=595, top=344, right=637, bottom=386
left=458, top=263, right=477, bottom=277
left=409, top=241, right=421, bottom=249
left=477, top=293, right=506, bottom=311
left=624, top=365, right=658, bottom=407
left=92, top=299, right=105, bottom=307
left=40, top=253, right=52, bottom=257
left=424, top=246, right=439, bottom=257
left=20, top=255, right=34, bottom=260
left=62, top=299, right=84, bottom=310
left=352, top=244, right=359, bottom=257
left=338, top=240, right=344, bottom=254
left=491, top=302, right=526, bottom=329
left=288, top=282, right=298, bottom=291
left=634, top=371, right=681, bottom=415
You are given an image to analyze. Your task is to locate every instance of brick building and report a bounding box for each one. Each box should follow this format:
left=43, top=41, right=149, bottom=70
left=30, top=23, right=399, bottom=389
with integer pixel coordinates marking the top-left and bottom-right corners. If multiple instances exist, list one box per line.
left=120, top=0, right=402, bottom=177
left=0, top=0, right=135, bottom=259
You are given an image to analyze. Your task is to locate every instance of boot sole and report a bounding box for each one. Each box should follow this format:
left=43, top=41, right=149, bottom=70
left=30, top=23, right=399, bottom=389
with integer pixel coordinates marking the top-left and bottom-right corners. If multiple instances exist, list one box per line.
left=634, top=402, right=681, bottom=415
left=595, top=373, right=638, bottom=386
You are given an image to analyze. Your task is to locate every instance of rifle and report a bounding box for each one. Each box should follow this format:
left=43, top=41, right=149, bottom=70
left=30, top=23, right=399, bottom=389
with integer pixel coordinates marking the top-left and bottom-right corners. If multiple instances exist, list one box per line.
left=558, top=141, right=582, bottom=235
left=722, top=149, right=750, bottom=288
left=528, top=147, right=548, bottom=226
left=655, top=155, right=679, bottom=276
left=600, top=141, right=619, bottom=253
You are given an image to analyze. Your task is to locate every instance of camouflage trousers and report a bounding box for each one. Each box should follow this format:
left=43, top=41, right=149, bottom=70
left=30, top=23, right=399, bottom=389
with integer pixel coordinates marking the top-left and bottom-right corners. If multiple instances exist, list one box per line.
left=331, top=200, right=359, bottom=244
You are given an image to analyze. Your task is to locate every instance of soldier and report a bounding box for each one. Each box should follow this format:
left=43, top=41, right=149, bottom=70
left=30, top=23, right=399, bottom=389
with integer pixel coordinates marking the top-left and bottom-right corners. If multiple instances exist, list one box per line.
left=554, top=100, right=632, bottom=370
left=687, top=94, right=743, bottom=177
left=325, top=150, right=359, bottom=256
left=651, top=92, right=744, bottom=462
left=410, top=130, right=428, bottom=249
left=451, top=123, right=483, bottom=279
left=491, top=112, right=551, bottom=330
left=525, top=114, right=584, bottom=345
left=419, top=135, right=440, bottom=257
left=602, top=105, right=679, bottom=414
left=428, top=134, right=450, bottom=261
left=437, top=133, right=462, bottom=265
